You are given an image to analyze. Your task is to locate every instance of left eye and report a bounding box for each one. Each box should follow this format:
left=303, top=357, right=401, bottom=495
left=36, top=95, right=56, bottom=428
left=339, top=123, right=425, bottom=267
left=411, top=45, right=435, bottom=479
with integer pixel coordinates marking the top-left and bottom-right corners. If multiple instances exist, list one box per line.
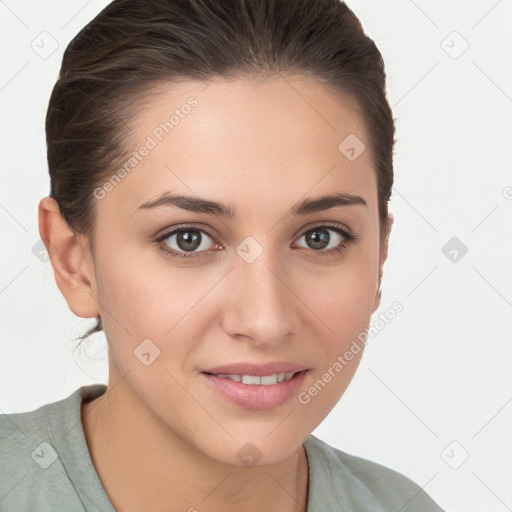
left=294, top=227, right=346, bottom=251
left=162, top=228, right=214, bottom=253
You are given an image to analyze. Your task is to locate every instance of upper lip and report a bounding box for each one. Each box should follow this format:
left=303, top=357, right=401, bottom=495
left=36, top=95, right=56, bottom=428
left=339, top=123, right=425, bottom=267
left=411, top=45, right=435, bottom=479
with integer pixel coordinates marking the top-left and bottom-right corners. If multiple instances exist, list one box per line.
left=201, top=361, right=308, bottom=376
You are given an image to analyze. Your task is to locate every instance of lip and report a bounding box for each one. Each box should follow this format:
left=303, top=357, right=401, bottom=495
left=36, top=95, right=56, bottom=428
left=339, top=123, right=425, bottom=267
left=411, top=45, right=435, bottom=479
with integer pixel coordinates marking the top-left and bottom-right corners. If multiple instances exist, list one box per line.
left=201, top=367, right=309, bottom=410
left=201, top=361, right=308, bottom=377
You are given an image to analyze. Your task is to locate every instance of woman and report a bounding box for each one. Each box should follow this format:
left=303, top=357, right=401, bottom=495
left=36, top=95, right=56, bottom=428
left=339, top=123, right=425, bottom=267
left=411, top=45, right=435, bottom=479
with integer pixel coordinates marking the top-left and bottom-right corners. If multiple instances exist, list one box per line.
left=0, top=0, right=445, bottom=510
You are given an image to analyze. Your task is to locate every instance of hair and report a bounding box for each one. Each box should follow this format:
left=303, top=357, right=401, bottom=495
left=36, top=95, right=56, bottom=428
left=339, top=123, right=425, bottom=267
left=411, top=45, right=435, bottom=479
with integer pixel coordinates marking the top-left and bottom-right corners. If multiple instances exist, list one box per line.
left=46, top=0, right=395, bottom=343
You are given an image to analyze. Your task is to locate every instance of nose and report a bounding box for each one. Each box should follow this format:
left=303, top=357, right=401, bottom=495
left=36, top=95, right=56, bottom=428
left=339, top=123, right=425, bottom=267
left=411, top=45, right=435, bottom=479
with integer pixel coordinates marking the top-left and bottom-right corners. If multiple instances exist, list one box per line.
left=221, top=247, right=299, bottom=348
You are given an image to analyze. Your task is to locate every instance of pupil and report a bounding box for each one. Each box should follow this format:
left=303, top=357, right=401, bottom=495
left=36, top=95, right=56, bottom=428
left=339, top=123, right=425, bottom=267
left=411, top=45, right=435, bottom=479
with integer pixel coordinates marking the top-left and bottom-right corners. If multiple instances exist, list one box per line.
left=177, top=230, right=201, bottom=251
left=307, top=229, right=329, bottom=250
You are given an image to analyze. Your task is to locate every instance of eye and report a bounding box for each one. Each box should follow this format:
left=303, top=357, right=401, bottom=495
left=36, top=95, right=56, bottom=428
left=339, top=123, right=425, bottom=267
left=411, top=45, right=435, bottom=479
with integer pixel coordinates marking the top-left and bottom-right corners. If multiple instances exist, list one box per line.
left=155, top=223, right=356, bottom=260
left=294, top=225, right=354, bottom=252
left=158, top=227, right=216, bottom=257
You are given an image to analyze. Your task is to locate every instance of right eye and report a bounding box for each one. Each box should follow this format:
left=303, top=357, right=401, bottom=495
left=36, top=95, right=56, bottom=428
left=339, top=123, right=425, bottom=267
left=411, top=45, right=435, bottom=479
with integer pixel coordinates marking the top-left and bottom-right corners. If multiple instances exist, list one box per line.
left=157, top=227, right=218, bottom=258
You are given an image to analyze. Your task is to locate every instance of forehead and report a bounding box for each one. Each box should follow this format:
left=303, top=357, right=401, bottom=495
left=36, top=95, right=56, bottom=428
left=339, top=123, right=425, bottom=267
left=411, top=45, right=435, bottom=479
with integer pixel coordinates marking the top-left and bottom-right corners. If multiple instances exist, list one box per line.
left=97, top=75, right=377, bottom=218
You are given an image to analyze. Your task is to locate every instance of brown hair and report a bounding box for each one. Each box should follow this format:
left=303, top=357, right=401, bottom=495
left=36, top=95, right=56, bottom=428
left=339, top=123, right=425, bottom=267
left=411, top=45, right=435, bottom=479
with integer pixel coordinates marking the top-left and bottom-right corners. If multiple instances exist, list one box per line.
left=46, top=0, right=395, bottom=342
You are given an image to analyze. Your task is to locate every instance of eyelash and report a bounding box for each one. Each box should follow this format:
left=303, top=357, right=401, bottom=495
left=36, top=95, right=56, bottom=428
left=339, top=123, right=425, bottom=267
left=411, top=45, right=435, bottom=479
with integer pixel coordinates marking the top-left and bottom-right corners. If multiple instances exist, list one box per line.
left=155, top=224, right=357, bottom=260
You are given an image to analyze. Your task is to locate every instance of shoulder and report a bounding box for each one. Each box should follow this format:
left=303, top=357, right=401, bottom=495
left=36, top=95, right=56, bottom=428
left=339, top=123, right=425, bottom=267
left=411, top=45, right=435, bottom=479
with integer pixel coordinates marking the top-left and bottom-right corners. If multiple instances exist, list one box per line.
left=0, top=395, right=66, bottom=466
left=0, top=388, right=83, bottom=456
left=304, top=434, right=445, bottom=512
left=0, top=385, right=106, bottom=450
left=0, top=385, right=109, bottom=511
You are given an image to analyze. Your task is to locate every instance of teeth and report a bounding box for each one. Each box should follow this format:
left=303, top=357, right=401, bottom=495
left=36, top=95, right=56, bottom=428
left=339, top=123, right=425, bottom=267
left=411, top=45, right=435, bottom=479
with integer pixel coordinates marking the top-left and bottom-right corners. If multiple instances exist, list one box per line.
left=214, top=372, right=296, bottom=385
left=242, top=375, right=261, bottom=385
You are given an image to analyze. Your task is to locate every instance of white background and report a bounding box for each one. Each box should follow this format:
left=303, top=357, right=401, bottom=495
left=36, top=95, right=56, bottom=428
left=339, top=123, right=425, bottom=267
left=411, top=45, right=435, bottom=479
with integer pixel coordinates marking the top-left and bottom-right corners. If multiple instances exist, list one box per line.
left=1, top=1, right=511, bottom=510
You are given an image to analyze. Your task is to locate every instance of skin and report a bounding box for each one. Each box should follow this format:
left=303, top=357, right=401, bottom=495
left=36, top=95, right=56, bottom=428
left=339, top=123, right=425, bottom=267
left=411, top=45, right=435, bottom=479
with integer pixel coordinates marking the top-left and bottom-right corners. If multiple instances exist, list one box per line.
left=39, top=74, right=392, bottom=512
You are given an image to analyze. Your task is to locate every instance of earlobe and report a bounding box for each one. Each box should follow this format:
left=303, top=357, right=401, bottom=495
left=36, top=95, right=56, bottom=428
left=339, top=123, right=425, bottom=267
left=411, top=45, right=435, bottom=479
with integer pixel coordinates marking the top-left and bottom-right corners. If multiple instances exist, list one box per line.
left=38, top=197, right=99, bottom=319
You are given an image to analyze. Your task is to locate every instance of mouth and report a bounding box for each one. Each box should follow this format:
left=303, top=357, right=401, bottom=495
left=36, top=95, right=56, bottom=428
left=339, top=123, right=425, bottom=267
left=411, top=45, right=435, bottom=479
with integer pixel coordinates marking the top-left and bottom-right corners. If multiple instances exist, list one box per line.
left=201, top=361, right=308, bottom=378
left=200, top=368, right=309, bottom=410
left=202, top=370, right=301, bottom=385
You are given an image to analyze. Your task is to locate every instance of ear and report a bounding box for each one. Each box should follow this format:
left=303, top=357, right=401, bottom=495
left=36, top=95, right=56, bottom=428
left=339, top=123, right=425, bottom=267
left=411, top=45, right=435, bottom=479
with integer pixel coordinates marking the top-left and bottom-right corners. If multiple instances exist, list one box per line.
left=38, top=197, right=99, bottom=319
left=373, top=213, right=394, bottom=313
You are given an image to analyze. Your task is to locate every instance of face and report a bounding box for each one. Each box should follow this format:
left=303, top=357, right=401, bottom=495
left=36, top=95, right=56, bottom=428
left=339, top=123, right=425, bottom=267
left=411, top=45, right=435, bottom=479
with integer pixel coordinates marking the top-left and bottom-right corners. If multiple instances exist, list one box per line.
left=82, top=75, right=386, bottom=466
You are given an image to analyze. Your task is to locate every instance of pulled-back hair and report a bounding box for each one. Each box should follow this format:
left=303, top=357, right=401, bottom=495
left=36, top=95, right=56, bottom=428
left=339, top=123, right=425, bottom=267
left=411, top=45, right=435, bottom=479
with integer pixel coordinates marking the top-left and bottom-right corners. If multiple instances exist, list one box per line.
left=46, top=0, right=395, bottom=341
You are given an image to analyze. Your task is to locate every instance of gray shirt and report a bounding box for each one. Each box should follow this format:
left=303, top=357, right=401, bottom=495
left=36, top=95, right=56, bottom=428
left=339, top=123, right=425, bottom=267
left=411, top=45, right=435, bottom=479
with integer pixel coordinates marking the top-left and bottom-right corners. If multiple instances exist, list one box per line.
left=0, top=384, right=444, bottom=511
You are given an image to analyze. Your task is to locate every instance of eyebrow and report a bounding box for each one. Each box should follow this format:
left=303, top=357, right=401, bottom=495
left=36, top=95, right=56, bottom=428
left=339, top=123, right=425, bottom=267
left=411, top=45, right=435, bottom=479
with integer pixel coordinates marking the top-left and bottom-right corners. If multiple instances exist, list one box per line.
left=136, top=191, right=366, bottom=218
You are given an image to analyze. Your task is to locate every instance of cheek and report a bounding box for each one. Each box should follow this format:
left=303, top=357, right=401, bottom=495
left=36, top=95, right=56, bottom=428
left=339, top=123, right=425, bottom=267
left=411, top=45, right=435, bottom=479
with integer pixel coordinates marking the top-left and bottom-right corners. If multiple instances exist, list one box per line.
left=96, top=268, right=172, bottom=339
left=301, top=247, right=380, bottom=332
left=94, top=248, right=218, bottom=360
left=92, top=242, right=164, bottom=345
left=295, top=241, right=380, bottom=398
left=300, top=264, right=376, bottom=401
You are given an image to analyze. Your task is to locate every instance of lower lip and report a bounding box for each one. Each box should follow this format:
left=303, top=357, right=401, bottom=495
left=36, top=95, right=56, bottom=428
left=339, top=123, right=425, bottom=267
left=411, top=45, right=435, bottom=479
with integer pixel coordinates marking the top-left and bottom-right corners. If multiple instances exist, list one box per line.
left=201, top=371, right=308, bottom=410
